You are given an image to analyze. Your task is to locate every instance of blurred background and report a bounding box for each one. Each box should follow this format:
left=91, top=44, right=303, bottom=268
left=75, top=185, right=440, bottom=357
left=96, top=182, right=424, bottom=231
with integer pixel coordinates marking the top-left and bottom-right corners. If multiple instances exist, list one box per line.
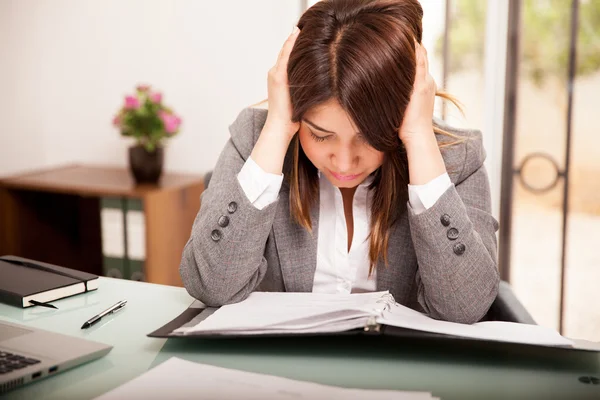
left=0, top=0, right=598, bottom=341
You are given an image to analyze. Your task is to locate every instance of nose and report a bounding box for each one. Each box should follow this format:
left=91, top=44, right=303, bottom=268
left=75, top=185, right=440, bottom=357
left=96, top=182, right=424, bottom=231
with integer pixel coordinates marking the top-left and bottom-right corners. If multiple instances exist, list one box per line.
left=332, top=145, right=358, bottom=174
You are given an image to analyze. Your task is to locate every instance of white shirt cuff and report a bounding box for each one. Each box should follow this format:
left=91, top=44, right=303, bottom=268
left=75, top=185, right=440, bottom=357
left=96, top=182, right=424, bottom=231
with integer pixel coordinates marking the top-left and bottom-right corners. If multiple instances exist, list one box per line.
left=408, top=172, right=452, bottom=215
left=237, top=156, right=284, bottom=210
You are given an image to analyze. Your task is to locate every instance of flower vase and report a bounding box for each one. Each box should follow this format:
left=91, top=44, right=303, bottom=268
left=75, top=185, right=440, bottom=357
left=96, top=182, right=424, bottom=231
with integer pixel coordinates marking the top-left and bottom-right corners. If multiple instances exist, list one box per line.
left=129, top=145, right=164, bottom=184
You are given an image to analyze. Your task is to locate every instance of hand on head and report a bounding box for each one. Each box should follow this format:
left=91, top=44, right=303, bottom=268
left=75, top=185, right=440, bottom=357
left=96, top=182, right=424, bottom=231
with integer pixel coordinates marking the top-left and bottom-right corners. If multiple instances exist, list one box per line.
left=263, top=27, right=302, bottom=141
left=398, top=41, right=437, bottom=145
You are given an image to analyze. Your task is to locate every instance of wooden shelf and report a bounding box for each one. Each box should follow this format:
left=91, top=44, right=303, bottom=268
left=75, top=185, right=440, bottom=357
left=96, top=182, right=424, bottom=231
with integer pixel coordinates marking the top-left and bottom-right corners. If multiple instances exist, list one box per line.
left=0, top=164, right=204, bottom=287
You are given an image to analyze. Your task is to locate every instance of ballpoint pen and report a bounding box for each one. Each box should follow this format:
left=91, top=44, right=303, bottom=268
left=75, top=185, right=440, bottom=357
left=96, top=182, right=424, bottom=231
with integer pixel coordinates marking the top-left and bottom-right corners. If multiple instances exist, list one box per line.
left=81, top=300, right=127, bottom=329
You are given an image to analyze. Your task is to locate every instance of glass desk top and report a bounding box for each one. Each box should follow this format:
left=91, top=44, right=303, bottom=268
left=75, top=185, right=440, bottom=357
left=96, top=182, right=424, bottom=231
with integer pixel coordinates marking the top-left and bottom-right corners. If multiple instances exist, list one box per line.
left=1, top=277, right=599, bottom=400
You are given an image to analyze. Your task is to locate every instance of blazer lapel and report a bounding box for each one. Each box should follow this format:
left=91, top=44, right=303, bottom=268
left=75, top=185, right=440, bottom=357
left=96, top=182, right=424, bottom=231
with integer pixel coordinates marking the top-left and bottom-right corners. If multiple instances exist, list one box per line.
left=376, top=211, right=417, bottom=305
left=273, top=186, right=319, bottom=292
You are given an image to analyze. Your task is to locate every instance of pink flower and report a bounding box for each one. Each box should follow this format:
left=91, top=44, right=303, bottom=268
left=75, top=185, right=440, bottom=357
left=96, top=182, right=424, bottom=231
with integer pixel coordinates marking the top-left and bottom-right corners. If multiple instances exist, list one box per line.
left=112, top=115, right=121, bottom=127
left=136, top=84, right=150, bottom=92
left=149, top=92, right=162, bottom=104
left=124, top=95, right=140, bottom=109
left=159, top=110, right=182, bottom=134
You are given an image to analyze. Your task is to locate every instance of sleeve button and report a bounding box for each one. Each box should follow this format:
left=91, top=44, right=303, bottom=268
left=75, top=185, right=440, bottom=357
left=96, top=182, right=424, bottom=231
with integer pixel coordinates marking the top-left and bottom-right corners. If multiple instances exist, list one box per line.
left=453, top=243, right=466, bottom=255
left=440, top=214, right=451, bottom=227
left=211, top=229, right=222, bottom=242
left=227, top=201, right=238, bottom=214
left=218, top=215, right=230, bottom=227
left=447, top=227, right=459, bottom=240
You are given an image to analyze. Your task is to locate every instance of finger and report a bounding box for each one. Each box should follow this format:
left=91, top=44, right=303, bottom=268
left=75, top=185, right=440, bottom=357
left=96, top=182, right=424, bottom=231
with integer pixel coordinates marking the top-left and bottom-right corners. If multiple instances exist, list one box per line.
left=277, top=27, right=300, bottom=66
left=421, top=44, right=430, bottom=77
left=415, top=42, right=428, bottom=84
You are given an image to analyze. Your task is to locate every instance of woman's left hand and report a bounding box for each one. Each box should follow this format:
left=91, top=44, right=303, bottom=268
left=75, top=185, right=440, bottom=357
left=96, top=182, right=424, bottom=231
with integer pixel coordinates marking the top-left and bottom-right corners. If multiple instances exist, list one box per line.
left=399, top=42, right=447, bottom=185
left=398, top=42, right=436, bottom=145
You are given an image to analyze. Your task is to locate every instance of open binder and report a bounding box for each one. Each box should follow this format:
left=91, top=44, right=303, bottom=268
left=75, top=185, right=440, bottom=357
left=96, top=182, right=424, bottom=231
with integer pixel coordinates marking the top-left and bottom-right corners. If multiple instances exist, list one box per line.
left=148, top=291, right=600, bottom=355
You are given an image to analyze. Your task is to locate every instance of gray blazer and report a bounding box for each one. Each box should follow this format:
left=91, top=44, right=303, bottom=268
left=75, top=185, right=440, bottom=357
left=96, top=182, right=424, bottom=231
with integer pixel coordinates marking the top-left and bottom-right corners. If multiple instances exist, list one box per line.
left=180, top=107, right=500, bottom=324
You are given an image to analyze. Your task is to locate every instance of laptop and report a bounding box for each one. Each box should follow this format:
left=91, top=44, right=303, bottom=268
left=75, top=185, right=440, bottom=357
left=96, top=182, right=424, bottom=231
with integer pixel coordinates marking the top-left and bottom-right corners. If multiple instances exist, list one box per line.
left=0, top=320, right=112, bottom=394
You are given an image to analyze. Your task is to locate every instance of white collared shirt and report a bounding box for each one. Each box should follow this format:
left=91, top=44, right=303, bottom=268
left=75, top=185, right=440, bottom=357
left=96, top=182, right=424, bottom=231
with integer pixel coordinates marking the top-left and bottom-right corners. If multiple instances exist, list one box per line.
left=313, top=171, right=375, bottom=293
left=237, top=157, right=451, bottom=294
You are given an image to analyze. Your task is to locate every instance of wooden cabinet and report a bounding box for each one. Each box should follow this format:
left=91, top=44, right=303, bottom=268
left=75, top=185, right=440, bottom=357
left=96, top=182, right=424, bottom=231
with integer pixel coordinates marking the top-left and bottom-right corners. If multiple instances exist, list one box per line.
left=0, top=165, right=204, bottom=287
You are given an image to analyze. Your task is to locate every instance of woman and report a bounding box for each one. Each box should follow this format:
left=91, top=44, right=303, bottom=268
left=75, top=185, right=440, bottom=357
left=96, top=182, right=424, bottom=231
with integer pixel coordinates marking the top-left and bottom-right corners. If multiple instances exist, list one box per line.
left=180, top=0, right=499, bottom=324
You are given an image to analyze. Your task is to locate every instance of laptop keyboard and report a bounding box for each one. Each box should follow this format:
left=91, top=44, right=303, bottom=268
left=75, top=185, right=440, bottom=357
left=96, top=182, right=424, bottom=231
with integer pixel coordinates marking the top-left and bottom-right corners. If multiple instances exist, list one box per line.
left=0, top=351, right=40, bottom=375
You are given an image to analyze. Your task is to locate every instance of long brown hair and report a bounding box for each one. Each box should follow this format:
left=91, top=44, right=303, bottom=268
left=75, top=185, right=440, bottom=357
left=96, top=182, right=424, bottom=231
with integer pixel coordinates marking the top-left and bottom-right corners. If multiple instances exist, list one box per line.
left=287, top=0, right=462, bottom=273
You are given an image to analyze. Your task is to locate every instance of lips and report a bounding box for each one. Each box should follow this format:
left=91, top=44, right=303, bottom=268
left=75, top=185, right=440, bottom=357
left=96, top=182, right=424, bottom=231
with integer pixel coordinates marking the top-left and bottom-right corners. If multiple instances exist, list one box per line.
left=329, top=170, right=362, bottom=182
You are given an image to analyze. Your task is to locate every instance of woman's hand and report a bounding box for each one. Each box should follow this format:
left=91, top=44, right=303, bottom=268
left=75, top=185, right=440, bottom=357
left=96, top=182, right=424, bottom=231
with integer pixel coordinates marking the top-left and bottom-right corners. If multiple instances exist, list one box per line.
left=263, top=26, right=301, bottom=141
left=251, top=27, right=301, bottom=175
left=398, top=42, right=436, bottom=145
left=400, top=42, right=447, bottom=185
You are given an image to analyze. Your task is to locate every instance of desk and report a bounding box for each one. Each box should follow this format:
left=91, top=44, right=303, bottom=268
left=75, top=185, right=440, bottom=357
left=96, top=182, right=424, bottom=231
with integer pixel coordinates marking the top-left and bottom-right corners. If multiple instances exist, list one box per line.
left=0, top=165, right=204, bottom=286
left=1, top=278, right=599, bottom=400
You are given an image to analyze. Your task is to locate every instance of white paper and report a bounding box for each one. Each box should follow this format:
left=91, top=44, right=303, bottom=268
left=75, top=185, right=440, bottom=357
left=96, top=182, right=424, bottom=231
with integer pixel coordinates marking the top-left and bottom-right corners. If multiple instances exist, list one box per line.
left=176, top=291, right=392, bottom=335
left=95, top=357, right=437, bottom=400
left=378, top=303, right=573, bottom=347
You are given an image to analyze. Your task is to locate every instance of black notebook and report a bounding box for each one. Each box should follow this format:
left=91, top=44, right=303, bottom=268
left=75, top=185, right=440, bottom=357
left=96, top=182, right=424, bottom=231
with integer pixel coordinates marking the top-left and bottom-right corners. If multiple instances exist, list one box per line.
left=0, top=255, right=99, bottom=308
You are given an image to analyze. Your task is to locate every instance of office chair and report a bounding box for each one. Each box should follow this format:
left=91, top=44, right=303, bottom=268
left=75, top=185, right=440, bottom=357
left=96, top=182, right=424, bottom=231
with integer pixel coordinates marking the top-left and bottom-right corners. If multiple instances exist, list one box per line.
left=202, top=170, right=536, bottom=325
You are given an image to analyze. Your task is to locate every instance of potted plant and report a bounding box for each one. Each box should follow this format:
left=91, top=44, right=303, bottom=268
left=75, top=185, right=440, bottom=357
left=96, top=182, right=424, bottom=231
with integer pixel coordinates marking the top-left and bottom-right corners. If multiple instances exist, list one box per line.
left=112, top=84, right=182, bottom=184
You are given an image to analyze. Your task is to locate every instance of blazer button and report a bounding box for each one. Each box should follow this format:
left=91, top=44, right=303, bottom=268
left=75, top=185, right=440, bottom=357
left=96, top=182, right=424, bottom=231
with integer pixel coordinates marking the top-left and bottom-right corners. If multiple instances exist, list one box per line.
left=218, top=215, right=230, bottom=228
left=453, top=243, right=466, bottom=255
left=447, top=227, right=459, bottom=240
left=440, top=214, right=451, bottom=227
left=211, top=229, right=222, bottom=242
left=227, top=201, right=238, bottom=214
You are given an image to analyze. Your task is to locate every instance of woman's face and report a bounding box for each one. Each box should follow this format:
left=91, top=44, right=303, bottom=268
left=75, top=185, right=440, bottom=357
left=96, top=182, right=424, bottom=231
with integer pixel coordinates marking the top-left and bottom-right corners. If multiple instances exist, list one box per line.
left=298, top=98, right=384, bottom=189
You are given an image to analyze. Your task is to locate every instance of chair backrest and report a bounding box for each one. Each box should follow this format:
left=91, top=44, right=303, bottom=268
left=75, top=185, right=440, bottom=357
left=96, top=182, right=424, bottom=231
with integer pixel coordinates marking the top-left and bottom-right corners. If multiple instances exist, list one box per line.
left=484, top=281, right=536, bottom=324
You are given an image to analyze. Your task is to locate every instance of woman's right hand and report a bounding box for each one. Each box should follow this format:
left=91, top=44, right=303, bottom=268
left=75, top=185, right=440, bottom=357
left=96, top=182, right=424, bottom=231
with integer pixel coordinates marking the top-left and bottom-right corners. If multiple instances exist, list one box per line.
left=263, top=26, right=301, bottom=141
left=250, top=27, right=301, bottom=175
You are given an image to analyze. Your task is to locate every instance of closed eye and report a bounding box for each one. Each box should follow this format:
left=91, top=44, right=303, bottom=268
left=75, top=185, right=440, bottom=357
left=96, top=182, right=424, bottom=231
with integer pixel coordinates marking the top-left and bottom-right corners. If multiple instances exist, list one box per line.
left=309, top=129, right=331, bottom=142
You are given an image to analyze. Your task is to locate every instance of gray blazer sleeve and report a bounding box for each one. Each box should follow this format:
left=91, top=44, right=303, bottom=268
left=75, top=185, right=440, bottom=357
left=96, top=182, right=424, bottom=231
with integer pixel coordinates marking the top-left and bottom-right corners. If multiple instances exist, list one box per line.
left=408, top=140, right=500, bottom=324
left=179, top=108, right=278, bottom=306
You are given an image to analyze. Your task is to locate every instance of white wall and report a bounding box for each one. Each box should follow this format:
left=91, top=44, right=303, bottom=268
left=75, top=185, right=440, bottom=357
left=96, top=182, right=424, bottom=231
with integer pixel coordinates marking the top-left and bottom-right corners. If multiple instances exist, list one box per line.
left=0, top=0, right=301, bottom=177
